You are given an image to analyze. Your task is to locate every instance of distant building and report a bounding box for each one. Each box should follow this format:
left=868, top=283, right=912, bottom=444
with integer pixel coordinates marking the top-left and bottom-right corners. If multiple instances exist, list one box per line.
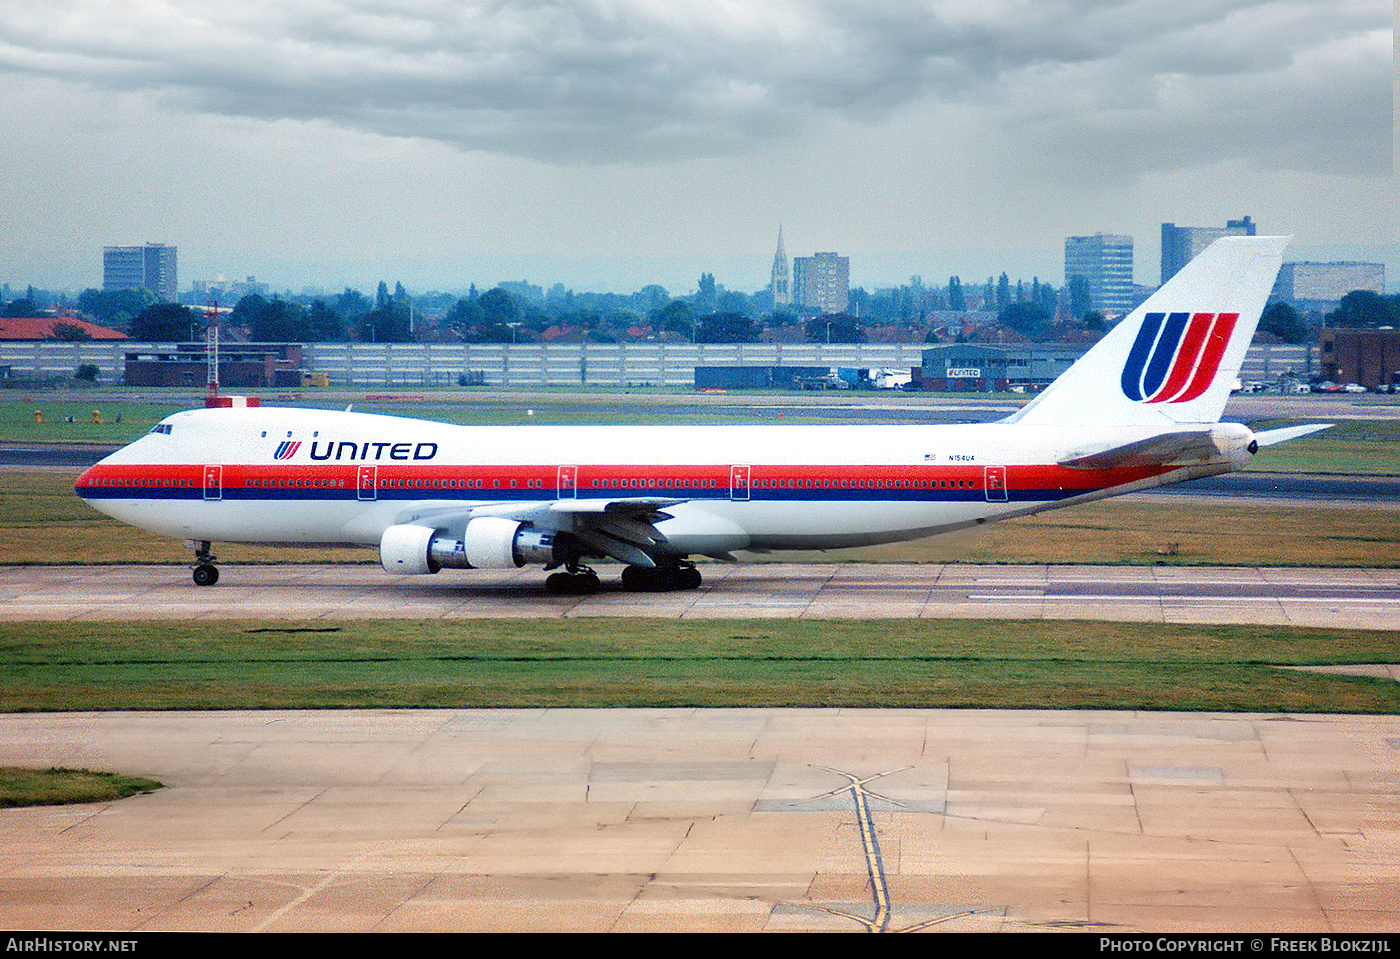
left=1320, top=328, right=1400, bottom=391
left=695, top=365, right=831, bottom=390
left=498, top=280, right=544, bottom=304
left=918, top=343, right=1087, bottom=392
left=0, top=316, right=126, bottom=341
left=1272, top=262, right=1385, bottom=313
left=792, top=252, right=849, bottom=315
left=193, top=276, right=270, bottom=301
left=123, top=343, right=304, bottom=388
left=1064, top=234, right=1134, bottom=316
left=1161, top=216, right=1256, bottom=284
left=769, top=228, right=791, bottom=307
left=103, top=244, right=177, bottom=302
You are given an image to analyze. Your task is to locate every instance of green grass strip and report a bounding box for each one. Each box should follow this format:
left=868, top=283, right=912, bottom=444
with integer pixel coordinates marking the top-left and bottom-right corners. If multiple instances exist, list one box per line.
left=0, top=767, right=162, bottom=807
left=2, top=619, right=1397, bottom=713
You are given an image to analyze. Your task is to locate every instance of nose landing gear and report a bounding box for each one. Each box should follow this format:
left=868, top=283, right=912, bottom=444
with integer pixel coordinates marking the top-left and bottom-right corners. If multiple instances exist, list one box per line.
left=190, top=541, right=219, bottom=586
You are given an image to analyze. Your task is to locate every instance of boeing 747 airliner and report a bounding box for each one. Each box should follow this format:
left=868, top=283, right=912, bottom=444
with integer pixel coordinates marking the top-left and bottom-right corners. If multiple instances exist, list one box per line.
left=76, top=236, right=1327, bottom=593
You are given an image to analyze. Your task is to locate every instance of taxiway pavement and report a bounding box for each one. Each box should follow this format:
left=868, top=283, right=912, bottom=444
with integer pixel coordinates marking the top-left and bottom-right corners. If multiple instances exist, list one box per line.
left=2, top=562, right=1397, bottom=628
left=2, top=708, right=1396, bottom=932
left=4, top=563, right=1396, bottom=932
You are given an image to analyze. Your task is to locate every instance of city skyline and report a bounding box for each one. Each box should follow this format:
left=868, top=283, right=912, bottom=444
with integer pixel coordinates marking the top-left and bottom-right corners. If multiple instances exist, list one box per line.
left=0, top=1, right=1393, bottom=295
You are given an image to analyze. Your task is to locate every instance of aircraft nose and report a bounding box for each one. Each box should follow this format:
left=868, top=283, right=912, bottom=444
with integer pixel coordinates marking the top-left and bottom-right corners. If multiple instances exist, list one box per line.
left=74, top=446, right=117, bottom=499
left=75, top=463, right=99, bottom=498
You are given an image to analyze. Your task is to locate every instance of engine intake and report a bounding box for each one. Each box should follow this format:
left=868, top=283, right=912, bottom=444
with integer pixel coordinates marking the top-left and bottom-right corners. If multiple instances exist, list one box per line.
left=379, top=518, right=559, bottom=574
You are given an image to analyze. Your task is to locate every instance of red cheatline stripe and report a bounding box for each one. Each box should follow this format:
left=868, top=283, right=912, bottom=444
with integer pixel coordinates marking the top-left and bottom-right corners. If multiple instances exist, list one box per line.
left=1174, top=312, right=1238, bottom=403
left=1147, top=312, right=1214, bottom=403
left=76, top=461, right=1180, bottom=492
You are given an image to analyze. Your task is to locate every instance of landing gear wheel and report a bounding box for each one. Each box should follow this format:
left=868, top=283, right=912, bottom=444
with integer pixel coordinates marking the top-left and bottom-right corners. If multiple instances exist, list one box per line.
left=621, top=563, right=701, bottom=592
left=190, top=540, right=219, bottom=586
left=621, top=564, right=654, bottom=592
left=546, top=570, right=601, bottom=595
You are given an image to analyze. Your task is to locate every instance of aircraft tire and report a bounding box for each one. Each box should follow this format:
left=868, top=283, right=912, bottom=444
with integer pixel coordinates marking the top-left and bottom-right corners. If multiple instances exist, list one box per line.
left=192, top=564, right=219, bottom=587
left=546, top=571, right=601, bottom=595
left=620, top=565, right=653, bottom=592
left=622, top=564, right=700, bottom=592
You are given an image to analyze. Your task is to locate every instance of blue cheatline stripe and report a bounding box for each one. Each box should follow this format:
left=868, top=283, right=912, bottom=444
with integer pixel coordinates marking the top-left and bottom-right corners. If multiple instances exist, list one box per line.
left=75, top=485, right=1100, bottom=504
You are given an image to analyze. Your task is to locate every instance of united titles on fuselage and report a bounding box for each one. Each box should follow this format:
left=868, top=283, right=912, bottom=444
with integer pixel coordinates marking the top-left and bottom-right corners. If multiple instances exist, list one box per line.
left=302, top=440, right=440, bottom=462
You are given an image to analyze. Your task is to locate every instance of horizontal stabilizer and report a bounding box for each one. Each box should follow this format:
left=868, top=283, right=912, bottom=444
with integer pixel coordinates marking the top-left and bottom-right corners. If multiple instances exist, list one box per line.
left=1059, top=430, right=1217, bottom=469
left=1253, top=423, right=1332, bottom=447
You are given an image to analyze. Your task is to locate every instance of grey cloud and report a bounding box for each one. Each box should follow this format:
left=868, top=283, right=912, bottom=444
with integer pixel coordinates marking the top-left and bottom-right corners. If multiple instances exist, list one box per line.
left=0, top=0, right=1387, bottom=170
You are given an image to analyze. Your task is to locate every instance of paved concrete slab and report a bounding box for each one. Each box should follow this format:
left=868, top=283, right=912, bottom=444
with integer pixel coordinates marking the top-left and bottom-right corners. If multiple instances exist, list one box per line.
left=2, top=563, right=1398, bottom=628
left=0, top=709, right=1395, bottom=932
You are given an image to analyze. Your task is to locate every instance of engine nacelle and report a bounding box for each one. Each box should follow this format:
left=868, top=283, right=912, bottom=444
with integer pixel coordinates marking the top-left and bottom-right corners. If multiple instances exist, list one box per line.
left=458, top=517, right=559, bottom=569
left=1209, top=422, right=1259, bottom=469
left=379, top=519, right=559, bottom=575
left=379, top=523, right=439, bottom=575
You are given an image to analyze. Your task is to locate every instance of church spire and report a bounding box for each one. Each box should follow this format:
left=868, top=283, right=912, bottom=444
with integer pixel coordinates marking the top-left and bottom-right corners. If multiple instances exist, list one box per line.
left=770, top=226, right=790, bottom=307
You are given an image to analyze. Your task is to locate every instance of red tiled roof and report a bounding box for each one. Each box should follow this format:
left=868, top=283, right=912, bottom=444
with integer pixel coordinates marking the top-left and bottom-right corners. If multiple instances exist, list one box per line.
left=0, top=317, right=127, bottom=341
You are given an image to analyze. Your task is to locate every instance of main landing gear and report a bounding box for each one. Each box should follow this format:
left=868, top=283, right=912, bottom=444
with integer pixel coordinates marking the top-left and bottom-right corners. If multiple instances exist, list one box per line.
left=621, top=562, right=702, bottom=592
left=191, top=541, right=219, bottom=587
left=545, top=565, right=601, bottom=595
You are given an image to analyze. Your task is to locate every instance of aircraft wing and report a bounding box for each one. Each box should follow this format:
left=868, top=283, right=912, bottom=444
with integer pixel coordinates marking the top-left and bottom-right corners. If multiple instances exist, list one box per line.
left=402, top=497, right=684, bottom=569
left=1057, top=430, right=1218, bottom=469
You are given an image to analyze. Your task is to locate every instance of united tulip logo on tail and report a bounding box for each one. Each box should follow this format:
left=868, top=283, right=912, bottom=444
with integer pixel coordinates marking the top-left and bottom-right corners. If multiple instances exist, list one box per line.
left=273, top=441, right=301, bottom=460
left=1121, top=311, right=1239, bottom=404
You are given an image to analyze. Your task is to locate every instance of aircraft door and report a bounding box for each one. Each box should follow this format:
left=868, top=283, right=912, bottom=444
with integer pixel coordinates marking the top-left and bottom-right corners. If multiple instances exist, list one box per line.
left=557, top=465, right=578, bottom=499
left=357, top=465, right=377, bottom=501
left=730, top=464, right=750, bottom=501
left=203, top=465, right=222, bottom=501
left=984, top=465, right=1008, bottom=502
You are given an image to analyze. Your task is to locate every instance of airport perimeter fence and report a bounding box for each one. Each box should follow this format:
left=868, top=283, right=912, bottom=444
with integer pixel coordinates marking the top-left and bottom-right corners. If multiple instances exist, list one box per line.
left=0, top=340, right=1311, bottom=390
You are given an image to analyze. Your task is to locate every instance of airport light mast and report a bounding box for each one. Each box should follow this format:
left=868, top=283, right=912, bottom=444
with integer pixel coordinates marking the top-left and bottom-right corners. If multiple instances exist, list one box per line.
left=204, top=300, right=220, bottom=405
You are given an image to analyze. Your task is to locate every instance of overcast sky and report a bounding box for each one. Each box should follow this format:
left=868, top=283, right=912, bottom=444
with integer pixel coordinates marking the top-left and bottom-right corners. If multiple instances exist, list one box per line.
left=0, top=0, right=1393, bottom=297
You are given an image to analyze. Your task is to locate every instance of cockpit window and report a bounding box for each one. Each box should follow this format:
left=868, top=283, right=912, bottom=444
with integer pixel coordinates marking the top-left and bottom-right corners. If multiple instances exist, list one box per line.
left=149, top=423, right=173, bottom=435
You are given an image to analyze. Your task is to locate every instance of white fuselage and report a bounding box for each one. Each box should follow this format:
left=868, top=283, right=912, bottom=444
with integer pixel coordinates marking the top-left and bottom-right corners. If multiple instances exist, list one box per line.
left=76, top=405, right=1238, bottom=559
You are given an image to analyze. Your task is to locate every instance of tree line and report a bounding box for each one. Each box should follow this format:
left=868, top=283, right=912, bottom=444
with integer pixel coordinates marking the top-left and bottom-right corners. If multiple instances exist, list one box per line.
left=7, top=278, right=1396, bottom=347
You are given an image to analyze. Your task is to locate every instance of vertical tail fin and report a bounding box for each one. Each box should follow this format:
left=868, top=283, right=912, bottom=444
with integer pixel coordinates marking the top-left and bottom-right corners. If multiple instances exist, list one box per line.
left=1007, top=236, right=1289, bottom=427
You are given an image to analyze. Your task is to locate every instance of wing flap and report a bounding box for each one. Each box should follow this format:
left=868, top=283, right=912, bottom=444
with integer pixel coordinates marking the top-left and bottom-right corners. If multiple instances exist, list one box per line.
left=390, top=496, right=687, bottom=567
left=571, top=529, right=658, bottom=568
left=550, top=497, right=683, bottom=514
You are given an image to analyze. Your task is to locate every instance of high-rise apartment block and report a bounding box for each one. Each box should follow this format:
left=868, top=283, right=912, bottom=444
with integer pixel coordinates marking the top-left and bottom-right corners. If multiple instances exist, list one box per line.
left=792, top=251, right=849, bottom=315
left=1064, top=234, right=1134, bottom=316
left=103, top=243, right=178, bottom=301
left=1160, top=217, right=1256, bottom=284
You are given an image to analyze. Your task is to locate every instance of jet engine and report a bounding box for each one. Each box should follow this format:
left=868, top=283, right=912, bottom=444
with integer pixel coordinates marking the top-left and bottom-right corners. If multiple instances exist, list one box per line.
left=379, top=518, right=559, bottom=574
left=1208, top=422, right=1260, bottom=469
